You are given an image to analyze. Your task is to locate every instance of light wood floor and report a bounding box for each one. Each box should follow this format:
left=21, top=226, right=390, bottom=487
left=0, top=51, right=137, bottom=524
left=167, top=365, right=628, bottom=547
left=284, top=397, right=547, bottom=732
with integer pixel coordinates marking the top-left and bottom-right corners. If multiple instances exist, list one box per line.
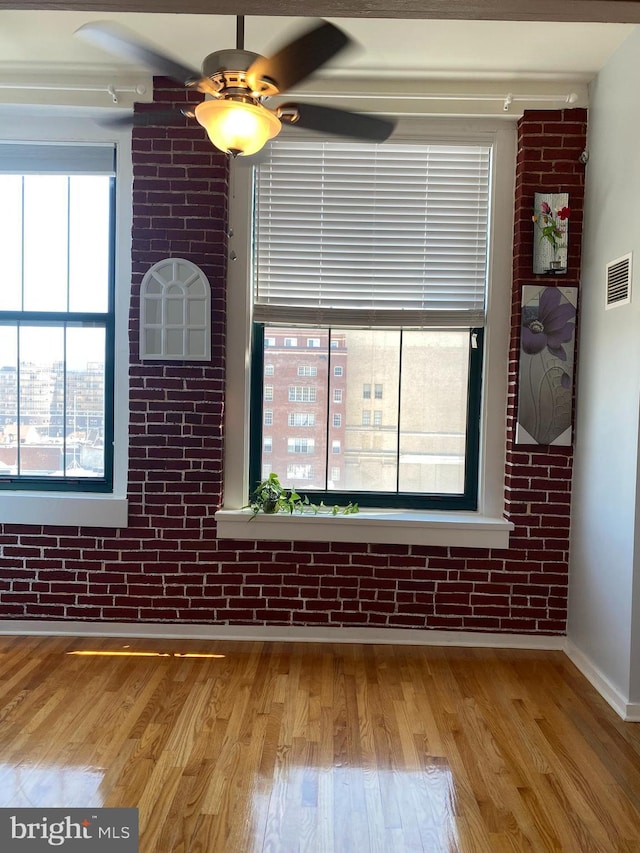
left=0, top=635, right=639, bottom=852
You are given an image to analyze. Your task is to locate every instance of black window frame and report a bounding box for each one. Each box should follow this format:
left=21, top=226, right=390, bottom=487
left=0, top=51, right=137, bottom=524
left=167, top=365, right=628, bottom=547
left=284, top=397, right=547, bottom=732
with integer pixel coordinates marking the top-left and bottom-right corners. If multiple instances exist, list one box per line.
left=249, top=323, right=483, bottom=511
left=0, top=167, right=116, bottom=494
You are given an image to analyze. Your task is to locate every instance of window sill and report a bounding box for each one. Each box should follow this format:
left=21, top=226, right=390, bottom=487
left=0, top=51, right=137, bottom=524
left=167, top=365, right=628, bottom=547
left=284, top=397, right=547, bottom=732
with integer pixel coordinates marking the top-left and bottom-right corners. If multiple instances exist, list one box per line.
left=0, top=492, right=128, bottom=528
left=215, top=508, right=513, bottom=549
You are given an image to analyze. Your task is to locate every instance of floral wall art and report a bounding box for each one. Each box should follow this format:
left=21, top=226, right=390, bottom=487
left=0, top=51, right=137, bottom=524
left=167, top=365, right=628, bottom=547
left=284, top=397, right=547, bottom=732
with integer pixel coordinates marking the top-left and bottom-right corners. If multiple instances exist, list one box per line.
left=516, top=285, right=577, bottom=446
left=532, top=192, right=570, bottom=274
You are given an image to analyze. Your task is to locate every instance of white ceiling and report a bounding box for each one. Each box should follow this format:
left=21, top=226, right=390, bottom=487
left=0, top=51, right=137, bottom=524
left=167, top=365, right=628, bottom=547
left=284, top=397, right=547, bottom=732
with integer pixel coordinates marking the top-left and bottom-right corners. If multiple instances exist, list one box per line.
left=0, top=11, right=634, bottom=80
left=0, top=11, right=635, bottom=117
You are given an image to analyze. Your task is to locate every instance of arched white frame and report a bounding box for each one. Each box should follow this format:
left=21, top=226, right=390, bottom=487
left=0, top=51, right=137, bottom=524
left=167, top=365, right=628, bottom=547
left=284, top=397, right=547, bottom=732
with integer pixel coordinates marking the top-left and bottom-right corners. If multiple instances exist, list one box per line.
left=140, top=258, right=211, bottom=361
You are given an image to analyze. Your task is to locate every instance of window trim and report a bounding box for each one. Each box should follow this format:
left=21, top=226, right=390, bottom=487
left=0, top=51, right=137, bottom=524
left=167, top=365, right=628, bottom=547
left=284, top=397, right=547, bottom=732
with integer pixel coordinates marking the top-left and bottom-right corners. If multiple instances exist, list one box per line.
left=0, top=112, right=132, bottom=527
left=219, top=117, right=516, bottom=547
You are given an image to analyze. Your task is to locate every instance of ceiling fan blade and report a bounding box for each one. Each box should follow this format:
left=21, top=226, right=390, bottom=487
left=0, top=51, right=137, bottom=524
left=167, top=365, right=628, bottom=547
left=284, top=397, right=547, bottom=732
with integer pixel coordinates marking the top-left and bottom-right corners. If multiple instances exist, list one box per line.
left=280, top=102, right=396, bottom=142
left=96, top=109, right=190, bottom=129
left=75, top=21, right=202, bottom=87
left=246, top=20, right=351, bottom=95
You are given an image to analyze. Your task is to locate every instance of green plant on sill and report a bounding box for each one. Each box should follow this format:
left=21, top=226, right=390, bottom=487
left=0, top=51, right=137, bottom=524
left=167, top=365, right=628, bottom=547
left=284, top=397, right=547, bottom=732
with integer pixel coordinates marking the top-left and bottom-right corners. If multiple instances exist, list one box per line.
left=248, top=472, right=359, bottom=517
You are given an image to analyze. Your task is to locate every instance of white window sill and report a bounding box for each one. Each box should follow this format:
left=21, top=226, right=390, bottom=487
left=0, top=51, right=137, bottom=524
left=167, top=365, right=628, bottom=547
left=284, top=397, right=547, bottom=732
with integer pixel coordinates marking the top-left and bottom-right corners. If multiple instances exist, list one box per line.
left=215, top=508, right=513, bottom=549
left=0, top=493, right=128, bottom=528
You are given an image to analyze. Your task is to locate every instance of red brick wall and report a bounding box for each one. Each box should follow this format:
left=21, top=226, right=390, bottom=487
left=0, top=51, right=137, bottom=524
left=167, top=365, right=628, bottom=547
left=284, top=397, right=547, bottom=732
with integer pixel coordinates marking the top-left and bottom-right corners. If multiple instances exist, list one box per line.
left=504, top=108, right=587, bottom=629
left=0, top=94, right=587, bottom=635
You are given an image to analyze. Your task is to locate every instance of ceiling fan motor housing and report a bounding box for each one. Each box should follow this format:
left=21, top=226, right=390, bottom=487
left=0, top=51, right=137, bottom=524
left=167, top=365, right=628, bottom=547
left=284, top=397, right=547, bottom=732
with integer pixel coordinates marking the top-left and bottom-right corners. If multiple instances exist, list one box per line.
left=202, top=49, right=280, bottom=98
left=202, top=49, right=260, bottom=77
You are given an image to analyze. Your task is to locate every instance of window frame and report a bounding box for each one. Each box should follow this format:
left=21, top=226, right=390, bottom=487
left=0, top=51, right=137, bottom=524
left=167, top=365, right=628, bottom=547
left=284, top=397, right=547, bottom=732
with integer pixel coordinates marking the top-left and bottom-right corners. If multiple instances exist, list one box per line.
left=0, top=167, right=116, bottom=495
left=0, top=113, right=132, bottom=527
left=219, top=117, right=516, bottom=548
left=251, top=323, right=483, bottom=510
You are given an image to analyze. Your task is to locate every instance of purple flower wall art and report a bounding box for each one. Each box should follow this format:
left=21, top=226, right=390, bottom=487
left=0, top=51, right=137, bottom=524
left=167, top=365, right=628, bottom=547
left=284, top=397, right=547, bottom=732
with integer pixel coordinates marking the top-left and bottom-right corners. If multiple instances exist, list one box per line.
left=516, top=285, right=577, bottom=445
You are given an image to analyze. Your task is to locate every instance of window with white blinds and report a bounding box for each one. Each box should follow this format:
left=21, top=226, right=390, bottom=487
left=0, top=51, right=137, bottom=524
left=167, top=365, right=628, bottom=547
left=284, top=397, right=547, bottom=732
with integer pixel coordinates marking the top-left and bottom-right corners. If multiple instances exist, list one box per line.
left=253, top=139, right=491, bottom=328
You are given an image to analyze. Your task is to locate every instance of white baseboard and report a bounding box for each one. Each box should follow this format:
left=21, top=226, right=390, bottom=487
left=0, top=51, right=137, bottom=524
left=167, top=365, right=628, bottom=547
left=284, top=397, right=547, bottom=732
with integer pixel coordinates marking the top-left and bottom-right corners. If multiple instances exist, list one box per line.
left=0, top=619, right=565, bottom=650
left=565, top=639, right=640, bottom=722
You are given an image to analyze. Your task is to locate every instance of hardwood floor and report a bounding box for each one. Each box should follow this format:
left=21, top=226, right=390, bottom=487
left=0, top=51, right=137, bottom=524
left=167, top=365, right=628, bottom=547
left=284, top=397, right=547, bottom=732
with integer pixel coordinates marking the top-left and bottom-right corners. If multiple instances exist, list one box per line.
left=0, top=635, right=639, bottom=852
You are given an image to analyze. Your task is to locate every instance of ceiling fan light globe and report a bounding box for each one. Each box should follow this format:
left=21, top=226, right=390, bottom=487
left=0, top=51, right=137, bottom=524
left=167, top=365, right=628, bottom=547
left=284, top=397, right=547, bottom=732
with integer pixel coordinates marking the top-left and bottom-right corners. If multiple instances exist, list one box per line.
left=195, top=99, right=281, bottom=156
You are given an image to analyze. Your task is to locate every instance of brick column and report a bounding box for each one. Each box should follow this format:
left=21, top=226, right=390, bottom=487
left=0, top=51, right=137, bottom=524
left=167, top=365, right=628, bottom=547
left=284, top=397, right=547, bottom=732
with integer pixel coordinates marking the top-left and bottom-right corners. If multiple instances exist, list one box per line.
left=504, top=108, right=588, bottom=629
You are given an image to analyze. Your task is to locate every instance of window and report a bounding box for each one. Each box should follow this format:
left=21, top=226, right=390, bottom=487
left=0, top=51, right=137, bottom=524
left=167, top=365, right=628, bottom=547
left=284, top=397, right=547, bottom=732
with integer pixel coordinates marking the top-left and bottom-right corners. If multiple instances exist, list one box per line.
left=288, top=438, right=315, bottom=454
left=334, top=366, right=343, bottom=377
left=248, top=137, right=492, bottom=510
left=284, top=337, right=297, bottom=347
left=333, top=413, right=342, bottom=428
left=288, top=386, right=316, bottom=403
left=287, top=464, right=313, bottom=480
left=307, top=338, right=321, bottom=348
left=220, top=119, right=515, bottom=547
left=297, top=365, right=317, bottom=376
left=263, top=436, right=272, bottom=453
left=265, top=337, right=276, bottom=347
left=374, top=410, right=382, bottom=427
left=331, top=467, right=341, bottom=483
left=265, top=364, right=274, bottom=376
left=288, top=412, right=315, bottom=427
left=264, top=410, right=273, bottom=426
left=0, top=143, right=115, bottom=493
left=264, top=385, right=274, bottom=401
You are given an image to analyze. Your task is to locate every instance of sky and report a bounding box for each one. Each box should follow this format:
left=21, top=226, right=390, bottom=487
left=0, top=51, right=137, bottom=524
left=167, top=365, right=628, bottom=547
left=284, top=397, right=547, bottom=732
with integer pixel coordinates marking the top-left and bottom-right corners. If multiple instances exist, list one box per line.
left=0, top=174, right=110, bottom=371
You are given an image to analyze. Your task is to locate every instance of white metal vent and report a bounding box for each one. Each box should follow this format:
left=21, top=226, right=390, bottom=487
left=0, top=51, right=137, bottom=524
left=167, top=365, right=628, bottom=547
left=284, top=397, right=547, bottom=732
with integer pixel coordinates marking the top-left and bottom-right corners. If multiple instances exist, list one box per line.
left=605, top=253, right=632, bottom=309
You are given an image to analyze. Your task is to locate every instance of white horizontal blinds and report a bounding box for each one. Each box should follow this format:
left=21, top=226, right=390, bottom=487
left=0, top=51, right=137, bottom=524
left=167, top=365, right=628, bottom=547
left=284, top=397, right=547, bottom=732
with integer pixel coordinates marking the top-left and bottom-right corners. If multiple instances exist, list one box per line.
left=0, top=143, right=116, bottom=175
left=253, top=140, right=491, bottom=327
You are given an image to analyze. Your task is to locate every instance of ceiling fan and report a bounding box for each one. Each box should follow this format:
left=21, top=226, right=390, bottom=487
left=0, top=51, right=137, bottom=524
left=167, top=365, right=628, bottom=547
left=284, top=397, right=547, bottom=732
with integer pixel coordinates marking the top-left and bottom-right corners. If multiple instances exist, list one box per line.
left=76, top=17, right=396, bottom=157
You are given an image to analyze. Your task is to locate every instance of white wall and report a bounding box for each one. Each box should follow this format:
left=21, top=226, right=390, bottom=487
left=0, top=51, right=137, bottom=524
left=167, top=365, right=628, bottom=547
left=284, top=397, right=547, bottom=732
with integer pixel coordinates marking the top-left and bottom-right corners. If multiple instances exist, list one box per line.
left=567, top=26, right=640, bottom=710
